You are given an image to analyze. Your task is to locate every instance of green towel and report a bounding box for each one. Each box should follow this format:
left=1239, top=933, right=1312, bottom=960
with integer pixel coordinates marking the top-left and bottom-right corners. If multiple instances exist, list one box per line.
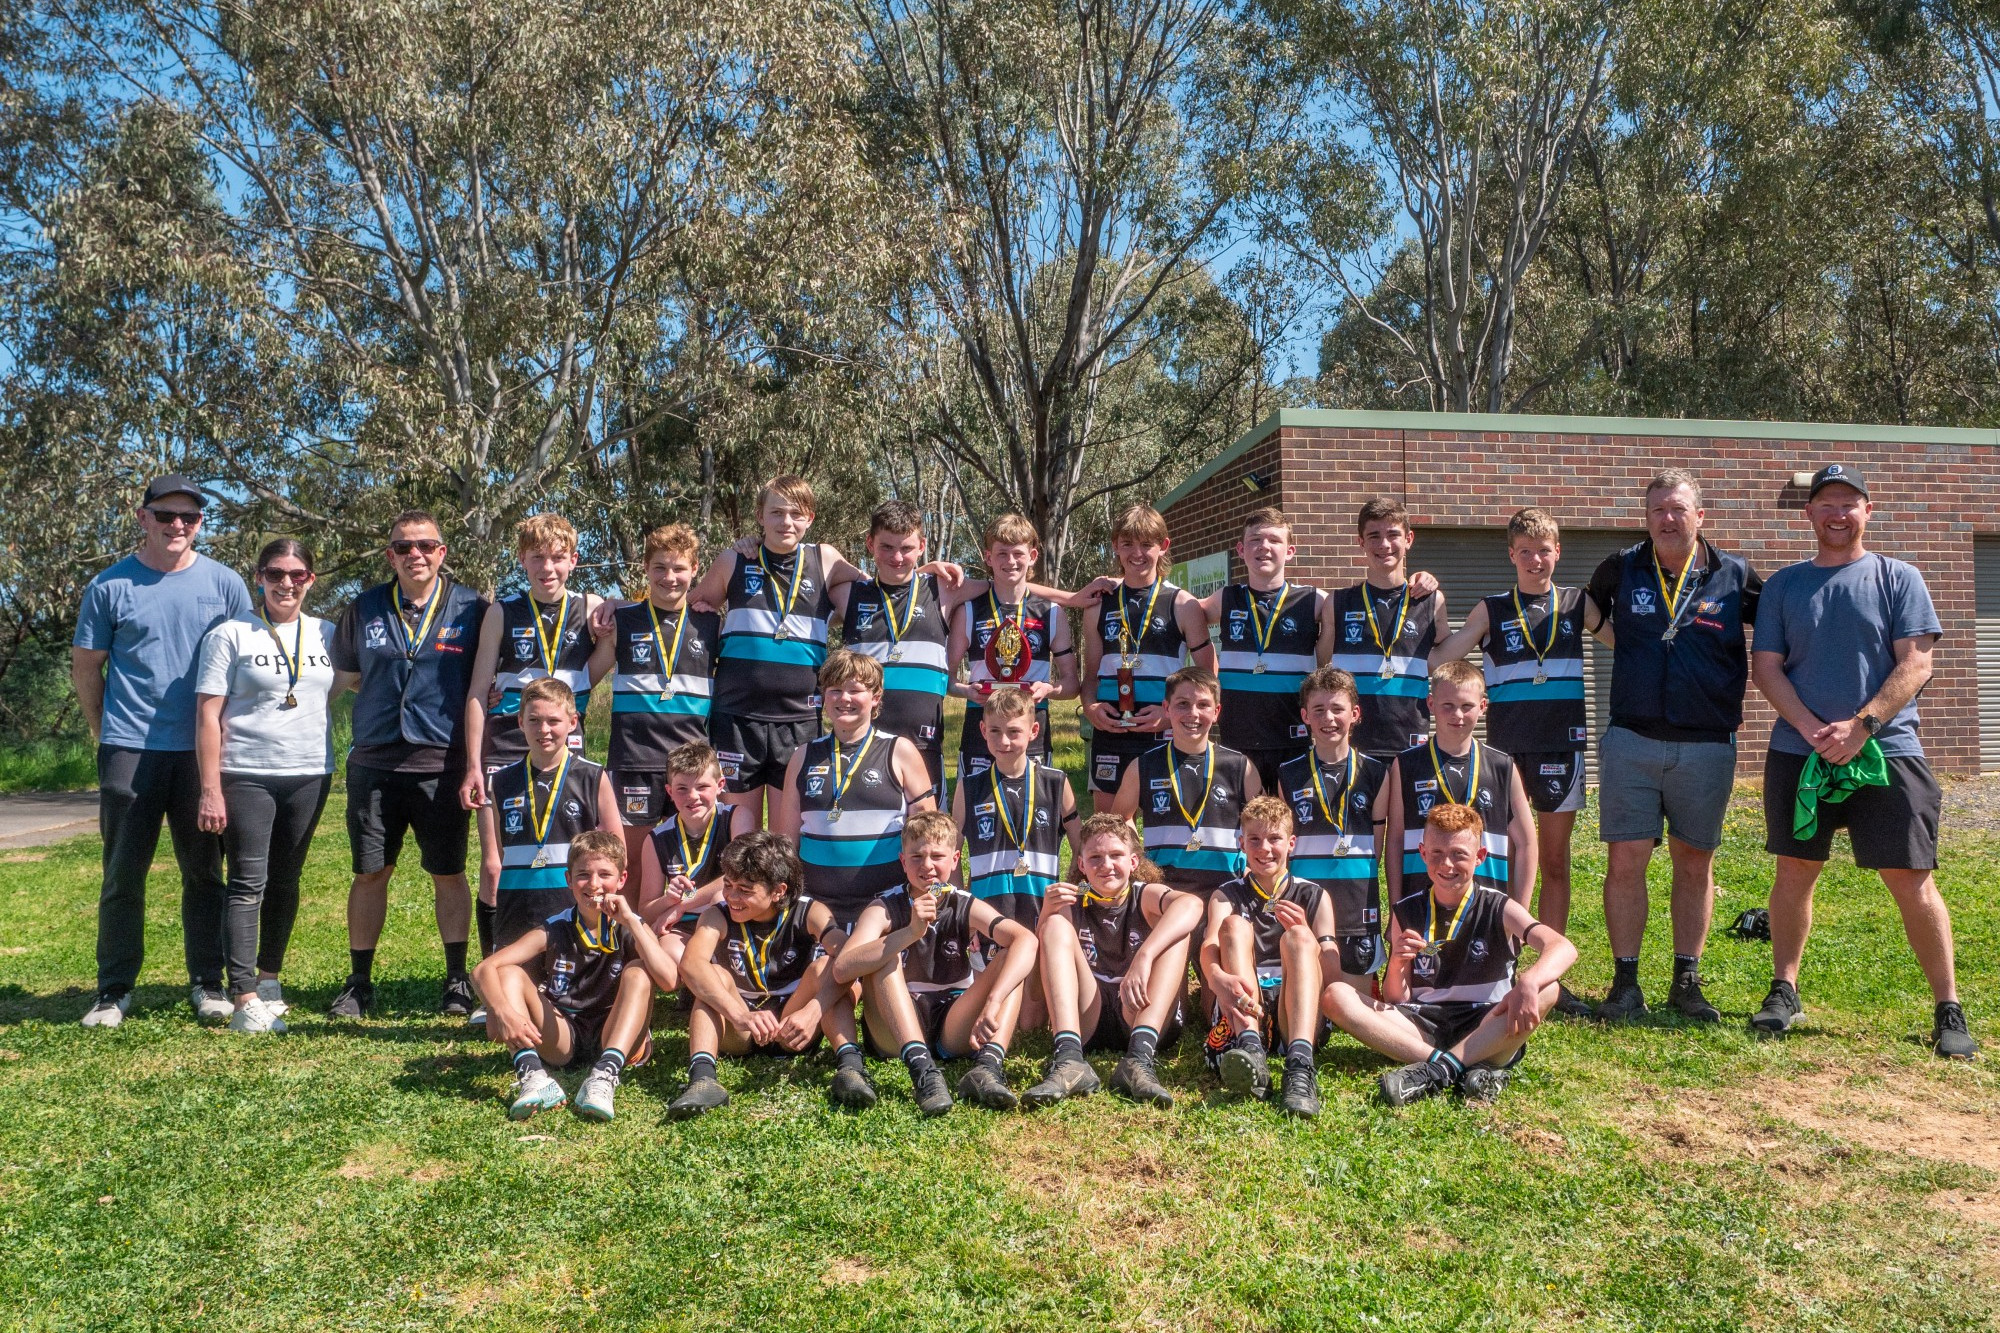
left=1794, top=738, right=1891, bottom=840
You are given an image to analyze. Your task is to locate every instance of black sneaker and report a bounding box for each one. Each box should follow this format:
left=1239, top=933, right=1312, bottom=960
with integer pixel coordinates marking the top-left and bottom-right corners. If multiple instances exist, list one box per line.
left=1379, top=1059, right=1455, bottom=1107
left=1596, top=980, right=1648, bottom=1022
left=438, top=973, right=475, bottom=1017
left=1933, top=1002, right=1979, bottom=1060
left=1278, top=1062, right=1320, bottom=1119
left=667, top=1077, right=730, bottom=1119
left=1108, top=1055, right=1174, bottom=1108
left=1552, top=984, right=1593, bottom=1019
left=1218, top=1042, right=1271, bottom=1099
left=327, top=976, right=375, bottom=1020
left=1665, top=971, right=1721, bottom=1023
left=911, top=1065, right=954, bottom=1117
left=1023, top=1054, right=1100, bottom=1108
left=1459, top=1063, right=1513, bottom=1104
left=1749, top=979, right=1801, bottom=1036
left=828, top=1064, right=879, bottom=1110
left=956, top=1062, right=1019, bottom=1111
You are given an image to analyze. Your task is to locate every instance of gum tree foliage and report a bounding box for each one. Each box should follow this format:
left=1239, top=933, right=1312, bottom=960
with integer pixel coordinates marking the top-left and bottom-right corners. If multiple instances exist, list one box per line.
left=849, top=0, right=1303, bottom=579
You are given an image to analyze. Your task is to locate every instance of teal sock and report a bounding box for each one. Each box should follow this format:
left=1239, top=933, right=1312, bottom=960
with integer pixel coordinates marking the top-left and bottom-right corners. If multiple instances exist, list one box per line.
left=835, top=1042, right=865, bottom=1074
left=591, top=1047, right=626, bottom=1080
left=687, top=1052, right=718, bottom=1082
left=1127, top=1025, right=1160, bottom=1063
left=899, top=1040, right=937, bottom=1078
left=512, top=1049, right=544, bottom=1076
left=977, top=1042, right=1007, bottom=1074
left=1053, top=1030, right=1084, bottom=1059
left=1286, top=1038, right=1314, bottom=1067
left=1428, top=1049, right=1465, bottom=1080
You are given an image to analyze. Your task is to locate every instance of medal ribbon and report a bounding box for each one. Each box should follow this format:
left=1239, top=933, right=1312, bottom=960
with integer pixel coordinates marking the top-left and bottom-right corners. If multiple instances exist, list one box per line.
left=829, top=729, right=875, bottom=812
left=258, top=606, right=304, bottom=700
left=1425, top=884, right=1474, bottom=948
left=646, top=599, right=688, bottom=682
left=1510, top=586, right=1559, bottom=674
left=1653, top=547, right=1698, bottom=631
left=1246, top=584, right=1292, bottom=658
left=1250, top=870, right=1290, bottom=906
left=1309, top=750, right=1357, bottom=836
left=880, top=578, right=920, bottom=645
left=740, top=902, right=791, bottom=991
left=987, top=587, right=1028, bottom=644
left=675, top=812, right=718, bottom=880
left=1166, top=744, right=1215, bottom=833
left=575, top=911, right=619, bottom=954
left=1363, top=583, right=1412, bottom=664
left=530, top=594, right=572, bottom=676
left=757, top=547, right=806, bottom=632
left=528, top=751, right=574, bottom=860
left=1116, top=580, right=1166, bottom=658
left=393, top=578, right=445, bottom=659
left=1426, top=739, right=1481, bottom=807
left=991, top=768, right=1038, bottom=859
left=1082, top=883, right=1128, bottom=908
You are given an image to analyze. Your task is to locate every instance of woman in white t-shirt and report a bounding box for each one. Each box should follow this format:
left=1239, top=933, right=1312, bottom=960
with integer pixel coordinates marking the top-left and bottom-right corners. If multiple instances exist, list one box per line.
left=196, top=540, right=356, bottom=1033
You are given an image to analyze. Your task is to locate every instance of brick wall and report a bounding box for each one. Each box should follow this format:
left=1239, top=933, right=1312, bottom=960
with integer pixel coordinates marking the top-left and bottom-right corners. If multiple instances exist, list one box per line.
left=1163, top=421, right=2000, bottom=776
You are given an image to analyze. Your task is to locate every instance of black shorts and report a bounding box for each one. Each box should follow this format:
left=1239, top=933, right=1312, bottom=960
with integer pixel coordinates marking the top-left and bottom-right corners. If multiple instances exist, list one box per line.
left=1762, top=748, right=1941, bottom=870
left=495, top=889, right=572, bottom=950
left=1084, top=975, right=1184, bottom=1053
left=1203, top=977, right=1332, bottom=1058
left=1515, top=750, right=1586, bottom=815
left=609, top=768, right=669, bottom=825
left=1334, top=933, right=1383, bottom=979
left=710, top=713, right=817, bottom=793
left=862, top=987, right=964, bottom=1058
left=346, top=762, right=470, bottom=877
left=1395, top=1000, right=1513, bottom=1056
left=1088, top=728, right=1158, bottom=795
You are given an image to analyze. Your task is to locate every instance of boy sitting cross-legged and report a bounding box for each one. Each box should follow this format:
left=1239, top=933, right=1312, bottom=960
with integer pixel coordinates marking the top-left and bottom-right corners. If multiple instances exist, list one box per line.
left=1322, top=804, right=1577, bottom=1106
left=833, top=811, right=1042, bottom=1113
left=667, top=829, right=842, bottom=1119
left=1027, top=815, right=1205, bottom=1109
left=474, top=830, right=672, bottom=1123
left=1198, top=796, right=1337, bottom=1118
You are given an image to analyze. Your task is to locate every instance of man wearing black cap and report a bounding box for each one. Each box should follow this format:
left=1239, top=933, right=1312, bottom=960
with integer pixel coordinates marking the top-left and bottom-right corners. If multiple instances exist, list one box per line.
left=71, top=476, right=252, bottom=1027
left=1749, top=465, right=1976, bottom=1057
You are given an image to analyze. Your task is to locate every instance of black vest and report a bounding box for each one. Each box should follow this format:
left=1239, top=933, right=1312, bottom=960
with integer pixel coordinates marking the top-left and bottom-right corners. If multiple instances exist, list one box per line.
left=344, top=579, right=487, bottom=753
left=1605, top=539, right=1754, bottom=741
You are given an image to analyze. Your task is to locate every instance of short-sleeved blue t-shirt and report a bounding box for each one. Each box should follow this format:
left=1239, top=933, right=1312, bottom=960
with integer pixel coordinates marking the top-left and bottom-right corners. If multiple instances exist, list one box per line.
left=73, top=553, right=253, bottom=751
left=1753, top=552, right=1941, bottom=758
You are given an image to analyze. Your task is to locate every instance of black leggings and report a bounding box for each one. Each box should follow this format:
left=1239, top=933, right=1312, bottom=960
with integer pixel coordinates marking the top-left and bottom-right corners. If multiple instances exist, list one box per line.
left=222, top=772, right=332, bottom=995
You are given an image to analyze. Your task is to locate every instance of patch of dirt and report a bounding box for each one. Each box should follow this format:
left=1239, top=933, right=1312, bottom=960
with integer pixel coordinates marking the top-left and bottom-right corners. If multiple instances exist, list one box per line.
left=820, top=1257, right=878, bottom=1287
left=0, top=854, right=47, bottom=864
left=334, top=1142, right=451, bottom=1184
left=988, top=1119, right=1202, bottom=1249
left=1940, top=774, right=2000, bottom=835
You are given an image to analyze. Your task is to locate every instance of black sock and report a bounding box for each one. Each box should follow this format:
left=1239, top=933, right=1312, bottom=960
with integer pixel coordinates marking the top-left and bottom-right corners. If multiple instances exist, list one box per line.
left=1237, top=1028, right=1266, bottom=1055
left=476, top=901, right=497, bottom=958
left=443, top=941, right=468, bottom=977
left=1428, top=1048, right=1465, bottom=1080
left=512, top=1049, right=545, bottom=1076
left=591, top=1047, right=626, bottom=1080
left=1052, top=1030, right=1084, bottom=1060
left=835, top=1042, right=866, bottom=1074
left=1613, top=956, right=1639, bottom=988
left=350, top=949, right=376, bottom=985
left=1673, top=953, right=1700, bottom=981
left=1286, top=1038, right=1315, bottom=1068
left=899, top=1040, right=937, bottom=1078
left=688, top=1052, right=718, bottom=1083
left=976, top=1042, right=1007, bottom=1074
left=1126, top=1024, right=1159, bottom=1064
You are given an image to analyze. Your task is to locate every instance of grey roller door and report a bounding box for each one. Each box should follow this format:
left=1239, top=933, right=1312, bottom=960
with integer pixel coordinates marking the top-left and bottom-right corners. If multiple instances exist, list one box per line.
left=1414, top=526, right=1633, bottom=785
left=1978, top=537, right=2000, bottom=772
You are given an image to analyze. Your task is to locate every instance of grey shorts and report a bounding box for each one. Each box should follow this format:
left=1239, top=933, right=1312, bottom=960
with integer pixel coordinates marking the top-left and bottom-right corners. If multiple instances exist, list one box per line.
left=1596, top=725, right=1736, bottom=852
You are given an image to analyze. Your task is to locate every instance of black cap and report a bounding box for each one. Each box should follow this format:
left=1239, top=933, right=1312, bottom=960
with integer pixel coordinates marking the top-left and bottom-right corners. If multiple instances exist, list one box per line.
left=142, top=474, right=207, bottom=507
left=1807, top=463, right=1868, bottom=499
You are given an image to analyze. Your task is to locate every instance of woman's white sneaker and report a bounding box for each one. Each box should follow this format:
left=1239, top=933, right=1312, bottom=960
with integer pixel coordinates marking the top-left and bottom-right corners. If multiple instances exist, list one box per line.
left=254, top=979, right=289, bottom=1016
left=228, top=996, right=288, bottom=1034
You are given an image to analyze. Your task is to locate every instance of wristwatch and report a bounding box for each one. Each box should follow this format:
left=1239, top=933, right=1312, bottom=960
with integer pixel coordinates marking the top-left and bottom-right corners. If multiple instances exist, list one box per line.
left=1858, top=712, right=1882, bottom=735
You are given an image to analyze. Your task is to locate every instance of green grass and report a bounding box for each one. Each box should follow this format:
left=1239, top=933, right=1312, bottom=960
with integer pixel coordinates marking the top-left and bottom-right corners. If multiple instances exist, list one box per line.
left=2, top=701, right=1997, bottom=1330
left=0, top=737, right=96, bottom=793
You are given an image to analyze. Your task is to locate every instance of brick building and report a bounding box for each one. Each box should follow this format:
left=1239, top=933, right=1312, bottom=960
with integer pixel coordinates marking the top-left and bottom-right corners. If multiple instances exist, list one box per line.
left=1157, top=409, right=2000, bottom=777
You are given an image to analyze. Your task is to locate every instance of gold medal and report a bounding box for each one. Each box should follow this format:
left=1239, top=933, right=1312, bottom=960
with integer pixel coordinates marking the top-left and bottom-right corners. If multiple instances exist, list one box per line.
left=1014, top=858, right=1030, bottom=877
left=824, top=730, right=873, bottom=826
left=887, top=645, right=903, bottom=663
left=646, top=599, right=687, bottom=702
left=1363, top=584, right=1411, bottom=679
left=1245, top=584, right=1293, bottom=673
left=1252, top=657, right=1267, bottom=675
left=773, top=623, right=791, bottom=641
left=826, top=806, right=842, bottom=824
left=757, top=547, right=806, bottom=643
left=1185, top=836, right=1201, bottom=853
left=1334, top=835, right=1353, bottom=856
left=525, top=752, right=573, bottom=872
left=1165, top=746, right=1215, bottom=850
left=1533, top=670, right=1547, bottom=686
left=531, top=850, right=549, bottom=869
left=281, top=693, right=298, bottom=709
left=658, top=682, right=676, bottom=701
left=1378, top=661, right=1396, bottom=680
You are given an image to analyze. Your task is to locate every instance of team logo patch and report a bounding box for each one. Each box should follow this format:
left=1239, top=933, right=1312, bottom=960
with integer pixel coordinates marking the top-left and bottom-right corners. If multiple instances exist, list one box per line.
left=1504, top=632, right=1525, bottom=653
left=563, top=799, right=581, bottom=818
left=1095, top=756, right=1120, bottom=783
left=1539, top=764, right=1567, bottom=776
left=504, top=811, right=524, bottom=834
left=364, top=619, right=388, bottom=648
left=1469, top=939, right=1489, bottom=960
left=965, top=757, right=993, bottom=778
left=1034, top=809, right=1050, bottom=826
left=632, top=641, right=653, bottom=664
left=1345, top=624, right=1363, bottom=644
left=625, top=796, right=650, bottom=816
left=437, top=625, right=463, bottom=642
left=1416, top=795, right=1434, bottom=816
left=1631, top=588, right=1656, bottom=615
left=1294, top=802, right=1313, bottom=824
left=1412, top=780, right=1438, bottom=793
left=513, top=638, right=535, bottom=661
left=1570, top=727, right=1589, bottom=743
left=977, top=817, right=996, bottom=840
left=1152, top=793, right=1172, bottom=814
left=805, top=776, right=825, bottom=797
left=919, top=725, right=937, bottom=741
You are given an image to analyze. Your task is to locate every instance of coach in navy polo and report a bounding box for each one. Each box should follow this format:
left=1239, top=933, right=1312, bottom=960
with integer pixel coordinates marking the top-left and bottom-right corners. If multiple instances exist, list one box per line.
left=73, top=475, right=252, bottom=1027
left=325, top=510, right=489, bottom=1020
left=1748, top=465, right=1976, bottom=1057
left=1585, top=468, right=1763, bottom=1024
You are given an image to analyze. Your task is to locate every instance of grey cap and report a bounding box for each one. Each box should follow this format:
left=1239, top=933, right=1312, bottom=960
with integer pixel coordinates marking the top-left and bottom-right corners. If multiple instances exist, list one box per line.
left=142, top=473, right=207, bottom=507
left=1807, top=463, right=1868, bottom=499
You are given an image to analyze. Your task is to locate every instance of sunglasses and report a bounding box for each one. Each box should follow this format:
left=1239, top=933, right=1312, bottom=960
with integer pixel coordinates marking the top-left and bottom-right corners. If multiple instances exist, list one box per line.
left=146, top=507, right=204, bottom=528
left=389, top=538, right=444, bottom=556
left=260, top=568, right=314, bottom=585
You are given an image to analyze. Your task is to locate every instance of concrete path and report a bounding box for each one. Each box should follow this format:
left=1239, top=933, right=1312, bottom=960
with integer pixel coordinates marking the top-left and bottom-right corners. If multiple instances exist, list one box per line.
left=0, top=791, right=99, bottom=848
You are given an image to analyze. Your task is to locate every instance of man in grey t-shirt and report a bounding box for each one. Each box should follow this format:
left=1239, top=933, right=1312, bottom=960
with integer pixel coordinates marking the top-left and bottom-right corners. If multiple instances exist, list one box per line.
left=1748, top=464, right=1975, bottom=1058
left=71, top=475, right=252, bottom=1028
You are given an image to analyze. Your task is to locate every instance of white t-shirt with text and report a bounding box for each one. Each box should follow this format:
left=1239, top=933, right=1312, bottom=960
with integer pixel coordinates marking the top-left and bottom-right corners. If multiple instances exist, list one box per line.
left=195, top=613, right=339, bottom=775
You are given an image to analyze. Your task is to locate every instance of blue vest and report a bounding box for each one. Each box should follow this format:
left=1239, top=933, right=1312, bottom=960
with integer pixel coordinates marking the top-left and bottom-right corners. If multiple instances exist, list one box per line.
left=1606, top=540, right=1752, bottom=741
left=346, top=580, right=487, bottom=751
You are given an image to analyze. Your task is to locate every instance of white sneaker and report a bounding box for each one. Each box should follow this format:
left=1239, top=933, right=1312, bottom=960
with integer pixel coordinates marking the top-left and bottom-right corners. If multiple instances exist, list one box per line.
left=190, top=986, right=233, bottom=1026
left=255, top=978, right=288, bottom=1016
left=574, top=1069, right=619, bottom=1121
left=81, top=991, right=131, bottom=1028
left=228, top=996, right=288, bottom=1034
left=468, top=1005, right=488, bottom=1027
